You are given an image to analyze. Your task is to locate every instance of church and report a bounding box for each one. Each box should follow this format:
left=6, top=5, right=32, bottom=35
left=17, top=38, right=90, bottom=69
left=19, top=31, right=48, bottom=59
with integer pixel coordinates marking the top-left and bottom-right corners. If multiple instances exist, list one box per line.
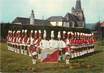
left=12, top=0, right=85, bottom=28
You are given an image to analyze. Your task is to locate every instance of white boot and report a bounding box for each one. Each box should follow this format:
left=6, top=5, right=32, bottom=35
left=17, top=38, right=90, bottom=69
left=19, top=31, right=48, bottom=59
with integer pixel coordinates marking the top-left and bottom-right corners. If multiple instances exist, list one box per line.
left=32, top=59, right=36, bottom=64
left=21, top=49, right=24, bottom=54
left=66, top=59, right=69, bottom=64
left=24, top=50, right=27, bottom=55
left=17, top=49, right=20, bottom=54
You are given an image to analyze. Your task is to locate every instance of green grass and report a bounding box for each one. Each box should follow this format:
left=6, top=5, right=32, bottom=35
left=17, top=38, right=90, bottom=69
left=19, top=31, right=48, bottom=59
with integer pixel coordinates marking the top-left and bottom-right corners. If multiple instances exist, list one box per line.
left=0, top=41, right=104, bottom=73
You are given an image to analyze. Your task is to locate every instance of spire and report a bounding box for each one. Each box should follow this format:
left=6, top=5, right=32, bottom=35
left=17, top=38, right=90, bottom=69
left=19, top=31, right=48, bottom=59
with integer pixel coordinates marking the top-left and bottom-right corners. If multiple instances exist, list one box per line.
left=30, top=10, right=35, bottom=25
left=75, top=0, right=82, bottom=10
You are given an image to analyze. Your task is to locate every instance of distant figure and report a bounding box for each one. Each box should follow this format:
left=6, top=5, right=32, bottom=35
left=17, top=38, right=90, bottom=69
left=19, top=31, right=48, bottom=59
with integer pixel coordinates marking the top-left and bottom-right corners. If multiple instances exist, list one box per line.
left=49, top=31, right=58, bottom=49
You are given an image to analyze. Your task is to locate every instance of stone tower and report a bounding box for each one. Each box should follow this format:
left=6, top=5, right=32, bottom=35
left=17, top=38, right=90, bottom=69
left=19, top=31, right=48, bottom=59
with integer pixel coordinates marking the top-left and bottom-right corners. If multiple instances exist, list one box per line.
left=30, top=10, right=35, bottom=25
left=72, top=0, right=85, bottom=27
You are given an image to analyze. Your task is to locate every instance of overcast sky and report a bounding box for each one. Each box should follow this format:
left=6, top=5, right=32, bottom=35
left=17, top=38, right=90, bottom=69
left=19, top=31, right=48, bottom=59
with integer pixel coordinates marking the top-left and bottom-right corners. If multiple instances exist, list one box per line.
left=1, top=0, right=104, bottom=23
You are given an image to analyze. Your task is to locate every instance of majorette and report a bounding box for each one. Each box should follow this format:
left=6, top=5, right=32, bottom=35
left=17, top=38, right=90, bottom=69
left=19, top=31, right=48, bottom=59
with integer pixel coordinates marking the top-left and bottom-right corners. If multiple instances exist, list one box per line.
left=29, top=30, right=42, bottom=64
left=11, top=30, right=16, bottom=52
left=23, top=29, right=28, bottom=55
left=40, top=30, right=49, bottom=49
left=27, top=30, right=34, bottom=56
left=20, top=30, right=25, bottom=54
left=15, top=30, right=21, bottom=53
left=7, top=30, right=11, bottom=51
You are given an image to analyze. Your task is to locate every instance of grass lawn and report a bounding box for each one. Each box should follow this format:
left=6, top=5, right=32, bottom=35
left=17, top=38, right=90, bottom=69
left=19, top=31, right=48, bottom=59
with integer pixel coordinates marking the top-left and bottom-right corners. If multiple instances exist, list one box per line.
left=0, top=41, right=104, bottom=73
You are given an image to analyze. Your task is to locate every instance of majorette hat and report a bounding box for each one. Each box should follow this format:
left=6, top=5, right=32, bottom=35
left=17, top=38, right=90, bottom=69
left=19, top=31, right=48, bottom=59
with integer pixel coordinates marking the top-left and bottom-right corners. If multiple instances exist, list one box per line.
left=30, top=30, right=33, bottom=36
left=70, top=32, right=74, bottom=36
left=67, top=32, right=71, bottom=37
left=58, top=31, right=61, bottom=39
left=34, top=30, right=37, bottom=38
left=18, top=30, right=21, bottom=36
left=43, top=30, right=46, bottom=38
left=18, top=30, right=21, bottom=33
left=63, top=31, right=66, bottom=38
left=77, top=32, right=80, bottom=36
left=22, top=30, right=24, bottom=33
left=51, top=30, right=54, bottom=38
left=8, top=30, right=11, bottom=33
left=16, top=30, right=19, bottom=35
left=31, top=30, right=33, bottom=33
left=25, top=29, right=27, bottom=33
left=89, top=34, right=92, bottom=37
left=80, top=33, right=83, bottom=36
left=8, top=30, right=11, bottom=35
left=9, top=30, right=12, bottom=35
left=9, top=30, right=12, bottom=36
left=38, top=30, right=41, bottom=38
left=91, top=33, right=94, bottom=36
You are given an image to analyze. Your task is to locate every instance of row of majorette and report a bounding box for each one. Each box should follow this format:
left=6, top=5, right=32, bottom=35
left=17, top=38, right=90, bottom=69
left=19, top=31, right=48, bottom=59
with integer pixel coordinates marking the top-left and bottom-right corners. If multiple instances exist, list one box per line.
left=7, top=30, right=96, bottom=51
left=6, top=30, right=96, bottom=64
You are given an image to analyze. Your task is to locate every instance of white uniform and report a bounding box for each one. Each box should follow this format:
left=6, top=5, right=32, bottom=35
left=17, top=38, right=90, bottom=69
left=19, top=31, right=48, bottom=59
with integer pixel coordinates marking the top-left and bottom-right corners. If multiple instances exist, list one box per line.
left=57, top=40, right=66, bottom=49
left=40, top=39, right=49, bottom=49
left=49, top=39, right=58, bottom=49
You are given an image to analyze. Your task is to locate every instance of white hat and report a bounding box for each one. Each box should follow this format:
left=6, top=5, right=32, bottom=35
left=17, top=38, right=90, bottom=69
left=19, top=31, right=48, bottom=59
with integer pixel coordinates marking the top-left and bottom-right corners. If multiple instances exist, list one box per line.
left=63, top=31, right=66, bottom=34
left=77, top=32, right=79, bottom=35
left=68, top=32, right=70, bottom=34
left=92, top=33, right=94, bottom=36
left=22, top=30, right=24, bottom=33
left=43, top=30, right=46, bottom=38
left=58, top=31, right=61, bottom=38
left=18, top=31, right=21, bottom=33
left=39, top=30, right=41, bottom=33
left=31, top=30, right=33, bottom=33
left=17, top=30, right=19, bottom=33
left=25, top=30, right=27, bottom=33
left=89, top=34, right=92, bottom=36
left=51, top=30, right=54, bottom=38
left=35, top=30, right=37, bottom=33
left=32, top=52, right=37, bottom=55
left=71, top=32, right=74, bottom=35
left=9, top=31, right=12, bottom=33
left=65, top=52, right=70, bottom=55
left=80, top=33, right=82, bottom=36
left=8, top=30, right=11, bottom=33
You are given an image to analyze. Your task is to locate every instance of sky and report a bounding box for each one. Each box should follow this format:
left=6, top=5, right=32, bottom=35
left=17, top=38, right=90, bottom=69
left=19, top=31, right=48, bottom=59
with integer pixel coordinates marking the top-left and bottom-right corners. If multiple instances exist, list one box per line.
left=0, top=0, right=104, bottom=23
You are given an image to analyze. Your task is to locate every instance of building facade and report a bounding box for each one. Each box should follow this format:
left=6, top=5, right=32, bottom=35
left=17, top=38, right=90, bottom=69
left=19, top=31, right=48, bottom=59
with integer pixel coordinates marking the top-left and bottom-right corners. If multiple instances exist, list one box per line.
left=12, top=0, right=85, bottom=28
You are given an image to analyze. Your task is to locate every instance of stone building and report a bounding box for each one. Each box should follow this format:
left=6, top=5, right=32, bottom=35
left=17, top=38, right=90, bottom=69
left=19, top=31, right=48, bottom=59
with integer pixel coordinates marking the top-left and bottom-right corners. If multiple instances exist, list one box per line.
left=12, top=0, right=85, bottom=28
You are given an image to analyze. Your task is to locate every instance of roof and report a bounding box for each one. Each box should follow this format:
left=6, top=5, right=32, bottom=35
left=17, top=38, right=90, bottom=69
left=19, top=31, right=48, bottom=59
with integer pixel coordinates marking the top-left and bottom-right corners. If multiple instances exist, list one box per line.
left=12, top=17, right=51, bottom=26
left=47, top=16, right=64, bottom=22
left=65, top=13, right=79, bottom=21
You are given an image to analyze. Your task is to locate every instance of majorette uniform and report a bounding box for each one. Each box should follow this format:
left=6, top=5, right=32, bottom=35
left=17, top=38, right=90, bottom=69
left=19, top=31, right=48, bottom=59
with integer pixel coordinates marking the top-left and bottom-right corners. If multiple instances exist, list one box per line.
left=15, top=30, right=19, bottom=53
left=7, top=30, right=11, bottom=51
left=20, top=30, right=25, bottom=54
left=17, top=31, right=22, bottom=54
left=40, top=30, right=49, bottom=49
left=16, top=31, right=20, bottom=53
left=27, top=30, right=34, bottom=56
left=49, top=31, right=58, bottom=49
left=23, top=30, right=28, bottom=55
left=63, top=32, right=72, bottom=58
left=15, top=31, right=18, bottom=53
left=11, top=31, right=16, bottom=52
left=9, top=31, right=13, bottom=51
left=57, top=31, right=66, bottom=61
left=29, top=30, right=42, bottom=64
left=20, top=30, right=28, bottom=55
left=29, top=44, right=38, bottom=64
